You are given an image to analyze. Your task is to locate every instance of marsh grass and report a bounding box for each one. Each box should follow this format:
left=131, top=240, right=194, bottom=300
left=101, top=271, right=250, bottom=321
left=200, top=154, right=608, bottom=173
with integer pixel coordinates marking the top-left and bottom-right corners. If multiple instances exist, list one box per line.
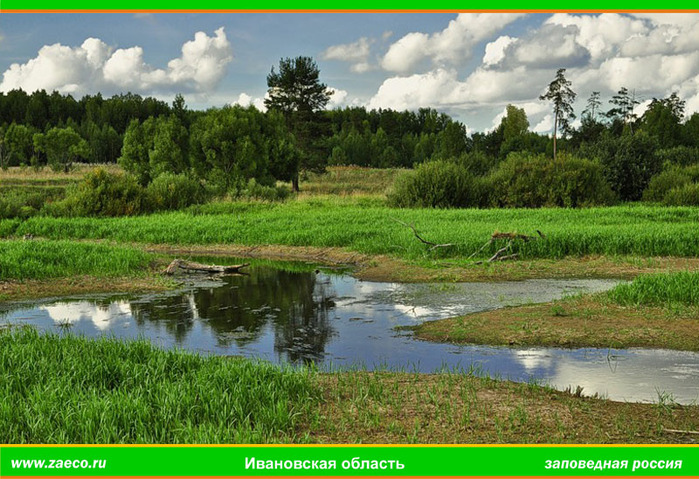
left=0, top=163, right=122, bottom=183
left=299, top=166, right=406, bottom=197
left=609, top=271, right=699, bottom=307
left=0, top=240, right=152, bottom=280
left=2, top=330, right=697, bottom=444
left=0, top=328, right=317, bottom=443
left=10, top=203, right=699, bottom=262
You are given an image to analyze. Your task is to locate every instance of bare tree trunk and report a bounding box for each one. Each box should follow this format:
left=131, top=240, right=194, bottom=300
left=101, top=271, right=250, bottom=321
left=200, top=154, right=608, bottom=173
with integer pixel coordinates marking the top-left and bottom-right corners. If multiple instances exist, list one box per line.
left=553, top=112, right=558, bottom=160
left=292, top=171, right=300, bottom=192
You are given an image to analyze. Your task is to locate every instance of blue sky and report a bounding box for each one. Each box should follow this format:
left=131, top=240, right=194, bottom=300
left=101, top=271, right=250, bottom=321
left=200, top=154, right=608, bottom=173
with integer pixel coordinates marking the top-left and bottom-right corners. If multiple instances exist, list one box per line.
left=1, top=13, right=698, bottom=131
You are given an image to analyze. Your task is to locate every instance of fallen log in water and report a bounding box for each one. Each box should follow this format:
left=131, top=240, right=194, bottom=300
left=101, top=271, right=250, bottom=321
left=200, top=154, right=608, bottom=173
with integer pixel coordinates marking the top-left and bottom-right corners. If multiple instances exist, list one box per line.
left=163, top=259, right=250, bottom=275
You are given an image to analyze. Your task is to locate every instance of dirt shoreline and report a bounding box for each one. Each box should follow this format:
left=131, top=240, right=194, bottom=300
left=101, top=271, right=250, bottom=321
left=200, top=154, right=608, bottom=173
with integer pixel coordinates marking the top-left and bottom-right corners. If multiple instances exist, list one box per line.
left=4, top=241, right=699, bottom=301
left=143, top=243, right=699, bottom=283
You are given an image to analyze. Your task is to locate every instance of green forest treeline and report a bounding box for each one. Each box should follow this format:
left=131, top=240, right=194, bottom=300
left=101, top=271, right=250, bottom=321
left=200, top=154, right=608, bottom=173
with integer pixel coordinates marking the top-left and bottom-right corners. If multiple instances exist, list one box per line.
left=2, top=85, right=699, bottom=212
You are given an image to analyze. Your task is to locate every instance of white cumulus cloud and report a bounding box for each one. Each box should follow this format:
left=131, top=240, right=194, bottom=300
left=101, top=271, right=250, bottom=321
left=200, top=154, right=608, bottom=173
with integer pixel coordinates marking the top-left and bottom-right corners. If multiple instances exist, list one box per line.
left=232, top=92, right=267, bottom=111
left=322, top=37, right=375, bottom=73
left=483, top=36, right=516, bottom=66
left=0, top=27, right=232, bottom=95
left=367, top=13, right=699, bottom=131
left=381, top=13, right=525, bottom=72
left=327, top=87, right=349, bottom=108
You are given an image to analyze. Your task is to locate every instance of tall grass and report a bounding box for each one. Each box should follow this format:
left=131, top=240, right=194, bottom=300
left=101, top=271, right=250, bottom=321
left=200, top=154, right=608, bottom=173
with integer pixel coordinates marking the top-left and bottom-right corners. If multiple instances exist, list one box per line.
left=609, top=272, right=699, bottom=306
left=0, top=328, right=317, bottom=443
left=300, top=166, right=406, bottom=196
left=0, top=163, right=122, bottom=183
left=9, top=202, right=699, bottom=260
left=0, top=240, right=151, bottom=280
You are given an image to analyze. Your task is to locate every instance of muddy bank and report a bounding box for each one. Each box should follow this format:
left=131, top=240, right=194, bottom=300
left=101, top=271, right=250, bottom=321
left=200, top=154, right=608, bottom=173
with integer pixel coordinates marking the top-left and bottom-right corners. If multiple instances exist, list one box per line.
left=0, top=276, right=173, bottom=302
left=413, top=294, right=699, bottom=352
left=144, top=243, right=699, bottom=283
left=5, top=240, right=699, bottom=303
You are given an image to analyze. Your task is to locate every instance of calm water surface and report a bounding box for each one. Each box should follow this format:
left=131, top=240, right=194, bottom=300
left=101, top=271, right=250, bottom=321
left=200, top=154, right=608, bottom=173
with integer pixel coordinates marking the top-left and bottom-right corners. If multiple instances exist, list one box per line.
left=3, top=264, right=698, bottom=404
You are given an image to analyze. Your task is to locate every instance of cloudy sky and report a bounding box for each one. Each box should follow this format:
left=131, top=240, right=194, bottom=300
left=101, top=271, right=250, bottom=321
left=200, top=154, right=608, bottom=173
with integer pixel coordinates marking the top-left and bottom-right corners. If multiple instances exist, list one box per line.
left=0, top=13, right=698, bottom=131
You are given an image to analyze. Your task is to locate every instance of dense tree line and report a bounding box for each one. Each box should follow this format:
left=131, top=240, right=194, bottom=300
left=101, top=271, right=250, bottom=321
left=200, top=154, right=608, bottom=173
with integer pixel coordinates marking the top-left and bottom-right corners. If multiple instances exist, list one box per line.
left=0, top=90, right=173, bottom=168
left=2, top=62, right=699, bottom=207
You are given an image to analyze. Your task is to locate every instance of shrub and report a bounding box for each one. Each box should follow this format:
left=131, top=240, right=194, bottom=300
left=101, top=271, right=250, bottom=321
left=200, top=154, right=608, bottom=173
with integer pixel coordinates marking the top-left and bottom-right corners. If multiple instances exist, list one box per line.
left=451, top=151, right=497, bottom=176
left=146, top=173, right=207, bottom=211
left=654, top=146, right=699, bottom=167
left=0, top=190, right=55, bottom=219
left=489, top=153, right=615, bottom=208
left=663, top=183, right=699, bottom=206
left=643, top=167, right=692, bottom=202
left=231, top=178, right=291, bottom=202
left=583, top=131, right=661, bottom=201
left=46, top=168, right=146, bottom=217
left=388, top=160, right=481, bottom=208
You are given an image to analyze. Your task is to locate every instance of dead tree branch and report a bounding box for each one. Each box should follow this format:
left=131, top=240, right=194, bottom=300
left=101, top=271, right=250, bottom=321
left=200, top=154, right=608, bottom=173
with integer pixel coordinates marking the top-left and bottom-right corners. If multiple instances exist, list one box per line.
left=393, top=218, right=455, bottom=251
left=163, top=259, right=250, bottom=275
left=470, top=230, right=545, bottom=264
left=488, top=244, right=512, bottom=262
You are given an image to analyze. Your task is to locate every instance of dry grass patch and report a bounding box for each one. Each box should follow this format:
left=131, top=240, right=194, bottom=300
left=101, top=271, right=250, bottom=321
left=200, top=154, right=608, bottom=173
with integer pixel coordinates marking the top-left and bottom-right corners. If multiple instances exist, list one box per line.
left=0, top=276, right=173, bottom=302
left=0, top=163, right=122, bottom=183
left=307, top=372, right=699, bottom=444
left=414, top=294, right=699, bottom=351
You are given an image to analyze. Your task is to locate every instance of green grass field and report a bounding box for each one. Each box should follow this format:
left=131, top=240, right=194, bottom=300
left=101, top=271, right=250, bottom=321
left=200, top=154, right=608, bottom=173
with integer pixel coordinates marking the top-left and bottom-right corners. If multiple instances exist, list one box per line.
left=0, top=328, right=317, bottom=443
left=0, top=240, right=152, bottom=280
left=7, top=201, right=699, bottom=261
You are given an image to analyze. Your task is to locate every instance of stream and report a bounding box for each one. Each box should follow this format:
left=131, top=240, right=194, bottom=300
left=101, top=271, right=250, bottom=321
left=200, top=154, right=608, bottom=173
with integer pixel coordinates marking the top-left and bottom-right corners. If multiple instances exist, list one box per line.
left=3, top=262, right=698, bottom=404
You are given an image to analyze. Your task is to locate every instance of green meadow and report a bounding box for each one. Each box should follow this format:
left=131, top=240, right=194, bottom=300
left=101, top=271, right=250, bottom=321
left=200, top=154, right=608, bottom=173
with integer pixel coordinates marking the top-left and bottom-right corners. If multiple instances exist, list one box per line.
left=6, top=201, right=699, bottom=261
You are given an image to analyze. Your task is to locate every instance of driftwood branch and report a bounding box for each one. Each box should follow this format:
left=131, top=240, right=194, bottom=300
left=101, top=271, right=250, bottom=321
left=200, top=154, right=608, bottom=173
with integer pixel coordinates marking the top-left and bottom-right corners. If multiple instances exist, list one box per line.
left=471, top=230, right=545, bottom=264
left=488, top=245, right=512, bottom=262
left=393, top=219, right=455, bottom=250
left=163, top=259, right=250, bottom=275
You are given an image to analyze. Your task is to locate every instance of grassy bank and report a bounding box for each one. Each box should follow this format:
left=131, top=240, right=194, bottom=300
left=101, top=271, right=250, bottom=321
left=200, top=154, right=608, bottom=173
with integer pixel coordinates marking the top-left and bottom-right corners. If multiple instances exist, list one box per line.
left=0, top=328, right=317, bottom=443
left=0, top=239, right=155, bottom=281
left=0, top=239, right=152, bottom=281
left=414, top=272, right=699, bottom=351
left=8, top=202, right=699, bottom=261
left=610, top=271, right=699, bottom=306
left=311, top=371, right=699, bottom=444
left=413, top=294, right=699, bottom=351
left=0, top=239, right=168, bottom=301
left=2, top=329, right=698, bottom=444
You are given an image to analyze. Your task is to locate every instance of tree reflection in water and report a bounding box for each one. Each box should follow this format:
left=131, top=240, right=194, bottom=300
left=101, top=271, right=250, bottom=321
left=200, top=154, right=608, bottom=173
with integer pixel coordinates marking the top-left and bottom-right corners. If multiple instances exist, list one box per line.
left=129, top=267, right=335, bottom=364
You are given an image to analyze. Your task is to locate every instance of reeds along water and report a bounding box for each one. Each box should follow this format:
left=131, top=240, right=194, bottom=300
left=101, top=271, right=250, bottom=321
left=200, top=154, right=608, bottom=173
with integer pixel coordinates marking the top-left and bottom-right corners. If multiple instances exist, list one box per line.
left=609, top=271, right=699, bottom=306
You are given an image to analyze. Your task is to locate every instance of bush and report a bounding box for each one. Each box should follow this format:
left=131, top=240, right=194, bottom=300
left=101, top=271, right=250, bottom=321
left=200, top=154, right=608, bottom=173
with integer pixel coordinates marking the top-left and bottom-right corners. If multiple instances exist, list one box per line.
left=46, top=168, right=146, bottom=217
left=230, top=178, right=291, bottom=202
left=0, top=189, right=58, bottom=219
left=388, top=160, right=481, bottom=208
left=489, top=153, right=615, bottom=208
left=583, top=131, right=661, bottom=201
left=643, top=167, right=692, bottom=202
left=654, top=146, right=699, bottom=167
left=663, top=183, right=699, bottom=206
left=146, top=173, right=207, bottom=211
left=451, top=151, right=497, bottom=176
